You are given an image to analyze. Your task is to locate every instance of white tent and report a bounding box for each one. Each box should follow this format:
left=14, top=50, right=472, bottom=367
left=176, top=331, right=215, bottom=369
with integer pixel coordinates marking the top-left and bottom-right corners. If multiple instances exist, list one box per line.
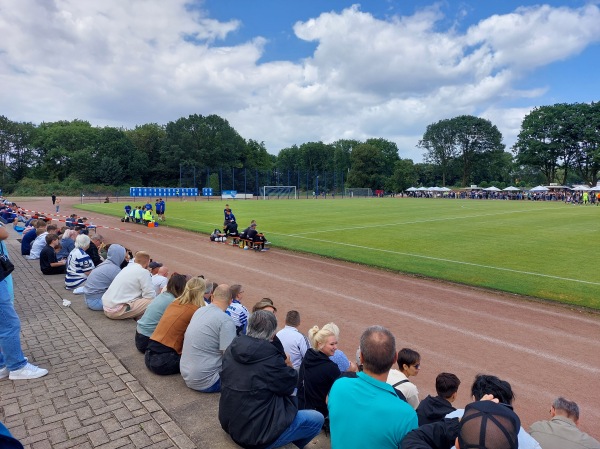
left=590, top=186, right=600, bottom=192
left=406, top=187, right=417, bottom=192
left=571, top=185, right=591, bottom=191
left=483, top=186, right=501, bottom=192
left=530, top=185, right=549, bottom=192
left=503, top=186, right=521, bottom=191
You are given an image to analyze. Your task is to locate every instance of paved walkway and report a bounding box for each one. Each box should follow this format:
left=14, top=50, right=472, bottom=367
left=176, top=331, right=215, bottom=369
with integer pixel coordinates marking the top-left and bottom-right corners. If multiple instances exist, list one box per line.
left=0, top=232, right=196, bottom=449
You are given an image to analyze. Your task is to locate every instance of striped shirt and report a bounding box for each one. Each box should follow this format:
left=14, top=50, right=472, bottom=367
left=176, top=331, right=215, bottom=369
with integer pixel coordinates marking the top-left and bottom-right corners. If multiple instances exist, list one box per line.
left=226, top=300, right=249, bottom=335
left=65, top=248, right=94, bottom=289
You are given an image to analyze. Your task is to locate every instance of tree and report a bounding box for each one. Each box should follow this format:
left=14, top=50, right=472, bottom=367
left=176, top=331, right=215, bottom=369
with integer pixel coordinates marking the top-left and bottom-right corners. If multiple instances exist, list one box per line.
left=388, top=159, right=418, bottom=192
left=365, top=138, right=399, bottom=177
left=347, top=143, right=386, bottom=189
left=418, top=119, right=457, bottom=186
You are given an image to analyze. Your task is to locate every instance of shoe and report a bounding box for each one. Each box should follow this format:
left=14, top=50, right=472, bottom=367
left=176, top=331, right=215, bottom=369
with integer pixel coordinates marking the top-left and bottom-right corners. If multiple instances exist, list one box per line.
left=243, top=246, right=249, bottom=250
left=264, top=241, right=271, bottom=245
left=9, top=362, right=49, bottom=380
left=0, top=366, right=8, bottom=379
left=73, top=287, right=84, bottom=295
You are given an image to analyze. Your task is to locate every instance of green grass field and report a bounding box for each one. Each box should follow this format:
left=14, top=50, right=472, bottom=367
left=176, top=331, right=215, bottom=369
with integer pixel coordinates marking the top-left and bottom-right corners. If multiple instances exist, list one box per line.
left=77, top=197, right=600, bottom=310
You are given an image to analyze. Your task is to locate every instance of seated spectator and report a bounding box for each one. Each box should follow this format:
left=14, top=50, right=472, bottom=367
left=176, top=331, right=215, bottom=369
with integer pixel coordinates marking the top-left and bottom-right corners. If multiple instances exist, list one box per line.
left=387, top=347, right=421, bottom=410
left=416, top=372, right=461, bottom=426
left=39, top=234, right=66, bottom=275
left=180, top=284, right=236, bottom=393
left=529, top=397, right=600, bottom=449
left=219, top=310, right=324, bottom=449
left=203, top=281, right=216, bottom=306
left=276, top=310, right=310, bottom=370
left=151, top=264, right=169, bottom=295
left=253, top=298, right=286, bottom=357
left=149, top=261, right=162, bottom=276
left=446, top=374, right=542, bottom=449
left=136, top=273, right=188, bottom=353
left=322, top=322, right=358, bottom=373
left=298, top=324, right=341, bottom=420
left=101, top=251, right=156, bottom=320
left=65, top=234, right=95, bottom=290
left=57, top=229, right=76, bottom=261
left=85, top=235, right=104, bottom=266
left=20, top=219, right=39, bottom=255
left=82, top=244, right=126, bottom=311
left=26, top=223, right=57, bottom=260
left=328, top=326, right=418, bottom=448
left=402, top=399, right=520, bottom=449
left=145, top=277, right=206, bottom=375
left=225, top=284, right=249, bottom=335
left=244, top=222, right=268, bottom=250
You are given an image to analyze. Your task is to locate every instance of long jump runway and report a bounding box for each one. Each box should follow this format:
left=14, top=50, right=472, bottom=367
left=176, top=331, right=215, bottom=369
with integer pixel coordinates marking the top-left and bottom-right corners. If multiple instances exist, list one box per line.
left=19, top=197, right=600, bottom=438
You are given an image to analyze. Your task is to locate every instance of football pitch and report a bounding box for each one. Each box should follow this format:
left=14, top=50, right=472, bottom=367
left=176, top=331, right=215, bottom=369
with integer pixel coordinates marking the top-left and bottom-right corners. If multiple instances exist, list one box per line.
left=78, top=197, right=600, bottom=310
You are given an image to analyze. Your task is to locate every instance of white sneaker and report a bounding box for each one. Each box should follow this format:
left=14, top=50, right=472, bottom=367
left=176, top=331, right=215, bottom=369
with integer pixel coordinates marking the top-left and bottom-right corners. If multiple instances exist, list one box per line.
left=9, top=362, right=49, bottom=380
left=0, top=366, right=8, bottom=379
left=73, top=287, right=85, bottom=295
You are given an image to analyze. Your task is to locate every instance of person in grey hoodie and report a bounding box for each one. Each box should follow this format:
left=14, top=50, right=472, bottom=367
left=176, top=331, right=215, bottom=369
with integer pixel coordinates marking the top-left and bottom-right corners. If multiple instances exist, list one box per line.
left=82, top=244, right=126, bottom=310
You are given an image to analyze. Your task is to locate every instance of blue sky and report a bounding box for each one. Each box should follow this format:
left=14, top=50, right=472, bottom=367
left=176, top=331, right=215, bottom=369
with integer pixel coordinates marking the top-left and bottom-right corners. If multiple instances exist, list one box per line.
left=1, top=0, right=599, bottom=161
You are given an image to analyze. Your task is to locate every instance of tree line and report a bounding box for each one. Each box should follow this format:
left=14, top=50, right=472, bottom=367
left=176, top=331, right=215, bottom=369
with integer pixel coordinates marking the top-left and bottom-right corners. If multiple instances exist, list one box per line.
left=0, top=101, right=598, bottom=195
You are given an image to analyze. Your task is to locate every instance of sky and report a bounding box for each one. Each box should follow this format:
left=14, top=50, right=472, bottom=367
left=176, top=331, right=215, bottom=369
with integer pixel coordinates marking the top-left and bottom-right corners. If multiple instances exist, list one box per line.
left=1, top=1, right=599, bottom=162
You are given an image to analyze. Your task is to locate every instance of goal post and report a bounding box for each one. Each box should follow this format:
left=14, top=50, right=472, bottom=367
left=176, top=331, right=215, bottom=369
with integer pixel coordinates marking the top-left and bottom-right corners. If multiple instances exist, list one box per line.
left=262, top=186, right=297, bottom=199
left=344, top=188, right=373, bottom=198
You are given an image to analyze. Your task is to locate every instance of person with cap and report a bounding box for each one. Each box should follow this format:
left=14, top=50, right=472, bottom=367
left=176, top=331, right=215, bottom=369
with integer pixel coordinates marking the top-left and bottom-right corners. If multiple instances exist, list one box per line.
left=529, top=397, right=600, bottom=449
left=151, top=263, right=169, bottom=295
left=401, top=398, right=521, bottom=449
left=445, top=374, right=541, bottom=449
left=245, top=221, right=268, bottom=250
left=328, top=325, right=418, bottom=449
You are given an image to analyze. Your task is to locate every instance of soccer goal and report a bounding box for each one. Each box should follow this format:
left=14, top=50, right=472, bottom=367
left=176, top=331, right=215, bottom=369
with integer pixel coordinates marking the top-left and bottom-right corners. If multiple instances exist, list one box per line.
left=262, top=186, right=297, bottom=199
left=344, top=188, right=373, bottom=198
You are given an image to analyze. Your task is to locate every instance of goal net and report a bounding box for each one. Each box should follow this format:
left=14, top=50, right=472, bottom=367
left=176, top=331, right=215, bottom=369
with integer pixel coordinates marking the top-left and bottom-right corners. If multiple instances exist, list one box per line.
left=262, top=186, right=297, bottom=200
left=344, top=188, right=373, bottom=198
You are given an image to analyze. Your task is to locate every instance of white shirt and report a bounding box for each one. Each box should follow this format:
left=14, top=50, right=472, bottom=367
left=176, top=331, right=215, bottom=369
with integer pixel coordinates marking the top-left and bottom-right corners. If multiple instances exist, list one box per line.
left=102, top=262, right=156, bottom=309
left=276, top=325, right=310, bottom=369
left=387, top=369, right=420, bottom=410
left=26, top=232, right=48, bottom=259
left=151, top=274, right=168, bottom=295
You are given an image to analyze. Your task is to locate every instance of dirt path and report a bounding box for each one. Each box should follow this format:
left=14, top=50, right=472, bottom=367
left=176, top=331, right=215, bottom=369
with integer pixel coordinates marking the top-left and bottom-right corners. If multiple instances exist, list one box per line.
left=16, top=196, right=600, bottom=437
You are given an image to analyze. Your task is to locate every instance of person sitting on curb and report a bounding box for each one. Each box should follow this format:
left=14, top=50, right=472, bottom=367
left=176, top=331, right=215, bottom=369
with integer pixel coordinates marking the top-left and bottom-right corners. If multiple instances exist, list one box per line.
left=219, top=310, right=324, bottom=449
left=101, top=251, right=156, bottom=320
left=416, top=372, right=461, bottom=426
left=180, top=284, right=236, bottom=393
left=529, top=397, right=600, bottom=449
left=82, top=244, right=126, bottom=311
left=135, top=273, right=189, bottom=353
left=145, top=277, right=206, bottom=376
left=39, top=234, right=66, bottom=275
left=65, top=234, right=95, bottom=291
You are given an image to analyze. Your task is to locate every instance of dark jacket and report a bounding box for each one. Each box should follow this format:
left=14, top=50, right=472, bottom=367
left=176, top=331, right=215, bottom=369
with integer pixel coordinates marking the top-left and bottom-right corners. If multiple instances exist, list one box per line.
left=401, top=418, right=460, bottom=449
left=219, top=334, right=299, bottom=449
left=298, top=349, right=340, bottom=417
left=85, top=241, right=102, bottom=266
left=416, top=395, right=456, bottom=426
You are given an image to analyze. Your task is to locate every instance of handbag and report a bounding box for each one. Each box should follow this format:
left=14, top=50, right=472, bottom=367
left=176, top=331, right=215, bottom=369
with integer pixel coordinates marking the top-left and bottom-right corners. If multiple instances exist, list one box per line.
left=0, top=244, right=15, bottom=281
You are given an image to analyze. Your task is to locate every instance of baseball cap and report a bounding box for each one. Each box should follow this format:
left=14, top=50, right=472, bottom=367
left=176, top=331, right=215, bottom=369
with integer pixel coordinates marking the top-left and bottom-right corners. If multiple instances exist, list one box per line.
left=149, top=261, right=163, bottom=269
left=458, top=401, right=520, bottom=449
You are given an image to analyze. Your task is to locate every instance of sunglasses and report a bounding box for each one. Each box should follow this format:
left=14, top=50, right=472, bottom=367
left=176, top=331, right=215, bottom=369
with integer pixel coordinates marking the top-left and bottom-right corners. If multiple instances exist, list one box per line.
left=413, top=364, right=420, bottom=369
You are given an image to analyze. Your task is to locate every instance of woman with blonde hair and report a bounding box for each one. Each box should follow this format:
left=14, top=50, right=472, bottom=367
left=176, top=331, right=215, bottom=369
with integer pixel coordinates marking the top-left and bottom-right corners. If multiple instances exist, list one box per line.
left=322, top=322, right=358, bottom=373
left=145, top=276, right=206, bottom=375
left=298, top=324, right=341, bottom=421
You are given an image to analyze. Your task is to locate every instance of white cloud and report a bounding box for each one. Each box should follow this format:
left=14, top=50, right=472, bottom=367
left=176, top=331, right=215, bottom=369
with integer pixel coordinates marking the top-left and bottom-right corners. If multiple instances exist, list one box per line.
left=1, top=1, right=599, bottom=161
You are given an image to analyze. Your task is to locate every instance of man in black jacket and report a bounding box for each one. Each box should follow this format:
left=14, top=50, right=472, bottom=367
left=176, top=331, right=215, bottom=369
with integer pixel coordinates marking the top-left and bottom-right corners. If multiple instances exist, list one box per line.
left=219, top=311, right=323, bottom=449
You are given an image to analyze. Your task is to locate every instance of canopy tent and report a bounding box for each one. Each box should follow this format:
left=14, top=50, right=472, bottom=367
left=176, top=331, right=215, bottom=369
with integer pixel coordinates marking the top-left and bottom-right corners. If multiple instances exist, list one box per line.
left=503, top=186, right=521, bottom=191
left=529, top=186, right=549, bottom=192
left=590, top=186, right=600, bottom=192
left=571, top=185, right=591, bottom=191
left=406, top=187, right=417, bottom=192
left=483, top=186, right=501, bottom=192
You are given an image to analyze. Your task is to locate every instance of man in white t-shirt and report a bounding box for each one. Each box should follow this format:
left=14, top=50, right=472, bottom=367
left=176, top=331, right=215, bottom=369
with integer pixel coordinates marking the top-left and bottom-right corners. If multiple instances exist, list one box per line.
left=151, top=264, right=169, bottom=295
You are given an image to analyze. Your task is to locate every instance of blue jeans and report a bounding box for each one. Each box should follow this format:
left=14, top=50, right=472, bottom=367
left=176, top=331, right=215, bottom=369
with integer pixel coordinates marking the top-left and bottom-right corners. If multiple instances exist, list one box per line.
left=199, top=378, right=221, bottom=393
left=0, top=279, right=27, bottom=371
left=84, top=294, right=103, bottom=311
left=265, top=410, right=324, bottom=449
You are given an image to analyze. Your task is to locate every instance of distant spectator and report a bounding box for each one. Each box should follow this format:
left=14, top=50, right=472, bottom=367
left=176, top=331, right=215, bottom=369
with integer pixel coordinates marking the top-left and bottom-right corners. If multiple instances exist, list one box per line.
left=203, top=281, right=216, bottom=306
left=82, top=244, right=126, bottom=311
left=416, top=372, right=460, bottom=426
left=387, top=347, right=421, bottom=410
left=529, top=397, right=600, bottom=449
left=85, top=234, right=104, bottom=266
left=20, top=219, right=39, bottom=256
